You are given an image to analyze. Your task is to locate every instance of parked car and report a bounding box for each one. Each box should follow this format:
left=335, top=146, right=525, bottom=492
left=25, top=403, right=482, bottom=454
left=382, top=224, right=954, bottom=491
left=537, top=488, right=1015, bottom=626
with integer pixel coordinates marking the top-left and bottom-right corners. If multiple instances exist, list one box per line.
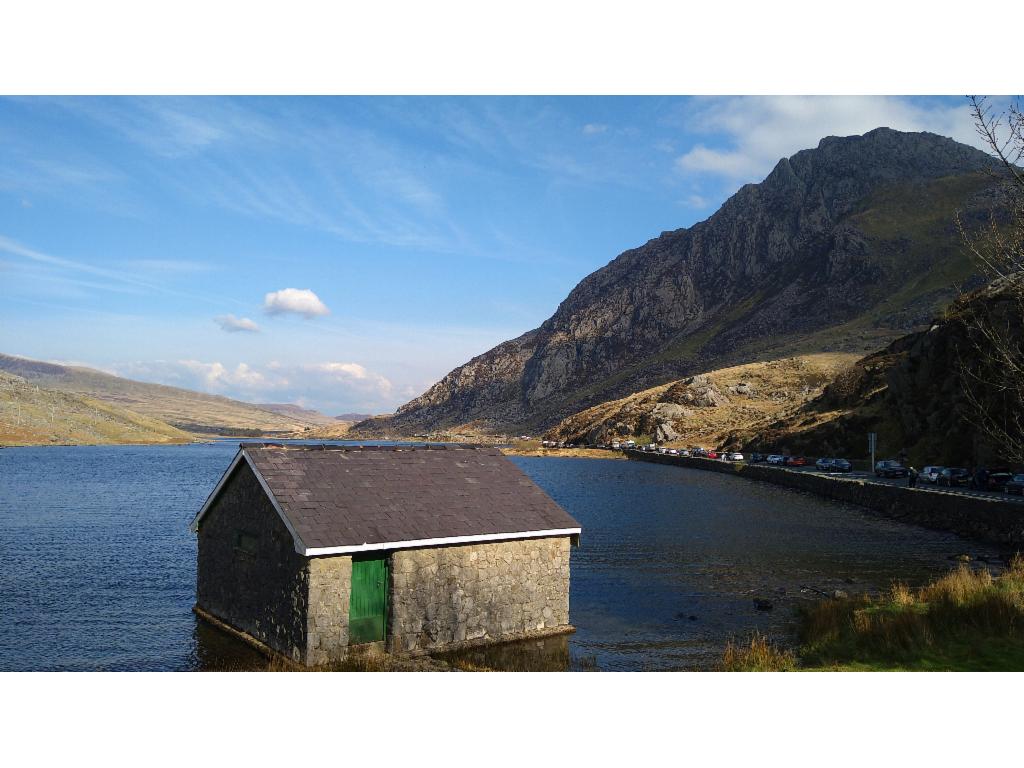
left=679, top=449, right=691, bottom=457
left=657, top=447, right=668, bottom=454
left=668, top=448, right=679, bottom=456
left=966, top=468, right=1013, bottom=491
left=611, top=441, right=621, bottom=450
left=706, top=450, right=719, bottom=459
left=875, top=460, right=908, bottom=478
left=726, top=452, right=744, bottom=461
left=986, top=471, right=1014, bottom=491
left=1006, top=474, right=1024, bottom=495
left=748, top=452, right=766, bottom=463
left=692, top=447, right=708, bottom=457
left=937, top=467, right=970, bottom=487
left=784, top=456, right=808, bottom=467
left=766, top=455, right=785, bottom=465
left=815, top=457, right=853, bottom=472
left=920, top=466, right=944, bottom=484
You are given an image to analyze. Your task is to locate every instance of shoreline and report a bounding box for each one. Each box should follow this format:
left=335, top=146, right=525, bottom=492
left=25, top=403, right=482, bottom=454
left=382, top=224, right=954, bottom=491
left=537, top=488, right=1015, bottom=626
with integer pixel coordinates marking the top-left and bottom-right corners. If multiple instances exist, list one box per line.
left=625, top=448, right=1024, bottom=548
left=500, top=447, right=624, bottom=460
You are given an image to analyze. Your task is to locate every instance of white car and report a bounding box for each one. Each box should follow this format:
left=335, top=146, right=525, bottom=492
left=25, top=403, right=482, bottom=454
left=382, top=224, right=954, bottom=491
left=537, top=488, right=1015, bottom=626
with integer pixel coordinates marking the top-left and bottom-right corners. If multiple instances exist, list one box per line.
left=679, top=449, right=691, bottom=457
left=611, top=441, right=621, bottom=450
left=658, top=447, right=669, bottom=454
left=726, top=452, right=744, bottom=461
left=668, top=448, right=679, bottom=456
left=766, top=455, right=785, bottom=465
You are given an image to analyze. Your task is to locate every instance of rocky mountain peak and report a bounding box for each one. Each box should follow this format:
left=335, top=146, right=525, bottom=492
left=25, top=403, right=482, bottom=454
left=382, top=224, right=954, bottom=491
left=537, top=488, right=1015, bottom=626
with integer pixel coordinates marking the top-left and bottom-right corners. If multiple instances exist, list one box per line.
left=352, top=128, right=1002, bottom=437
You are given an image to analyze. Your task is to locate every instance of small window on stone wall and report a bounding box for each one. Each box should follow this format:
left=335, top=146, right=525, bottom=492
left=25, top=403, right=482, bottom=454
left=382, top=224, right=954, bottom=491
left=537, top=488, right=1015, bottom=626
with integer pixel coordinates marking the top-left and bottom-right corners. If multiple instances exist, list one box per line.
left=235, top=531, right=259, bottom=560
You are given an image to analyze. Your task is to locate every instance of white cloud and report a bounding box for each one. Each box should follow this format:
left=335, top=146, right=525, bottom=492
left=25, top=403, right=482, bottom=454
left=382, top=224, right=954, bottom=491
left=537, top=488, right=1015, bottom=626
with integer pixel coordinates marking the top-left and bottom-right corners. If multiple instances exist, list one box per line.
left=681, top=193, right=708, bottom=209
left=214, top=314, right=260, bottom=333
left=178, top=360, right=276, bottom=390
left=582, top=123, right=608, bottom=135
left=117, top=358, right=394, bottom=413
left=306, top=361, right=393, bottom=397
left=675, top=96, right=983, bottom=184
left=263, top=288, right=330, bottom=318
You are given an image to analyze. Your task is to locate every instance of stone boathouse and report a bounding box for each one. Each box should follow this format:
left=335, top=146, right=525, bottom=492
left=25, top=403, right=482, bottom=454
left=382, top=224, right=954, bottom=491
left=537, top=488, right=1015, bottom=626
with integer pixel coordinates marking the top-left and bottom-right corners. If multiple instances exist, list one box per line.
left=190, top=443, right=581, bottom=666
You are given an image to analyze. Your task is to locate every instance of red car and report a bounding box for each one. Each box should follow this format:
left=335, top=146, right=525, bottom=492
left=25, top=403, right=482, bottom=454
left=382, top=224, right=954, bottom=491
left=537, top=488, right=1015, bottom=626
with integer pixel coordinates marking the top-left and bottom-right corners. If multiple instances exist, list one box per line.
left=784, top=456, right=808, bottom=466
left=706, top=450, right=719, bottom=459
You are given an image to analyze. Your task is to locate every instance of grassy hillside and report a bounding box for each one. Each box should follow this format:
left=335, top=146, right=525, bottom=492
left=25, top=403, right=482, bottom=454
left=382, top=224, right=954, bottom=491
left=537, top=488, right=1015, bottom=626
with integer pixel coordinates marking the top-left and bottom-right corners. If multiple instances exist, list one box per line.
left=731, top=281, right=1023, bottom=467
left=0, top=353, right=317, bottom=435
left=0, top=371, right=192, bottom=446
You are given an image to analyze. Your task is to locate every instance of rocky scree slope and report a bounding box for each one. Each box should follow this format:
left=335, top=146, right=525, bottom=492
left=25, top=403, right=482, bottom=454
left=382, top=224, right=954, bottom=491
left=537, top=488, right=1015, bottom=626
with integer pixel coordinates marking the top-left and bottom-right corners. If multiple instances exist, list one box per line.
left=545, top=353, right=856, bottom=448
left=356, top=128, right=1000, bottom=436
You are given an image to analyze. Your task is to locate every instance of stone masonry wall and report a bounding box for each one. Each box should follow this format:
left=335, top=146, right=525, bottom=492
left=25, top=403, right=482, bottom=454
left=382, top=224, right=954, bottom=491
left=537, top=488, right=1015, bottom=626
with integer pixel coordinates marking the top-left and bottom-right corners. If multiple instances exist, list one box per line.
left=306, top=555, right=352, bottom=666
left=389, top=537, right=572, bottom=654
left=627, top=449, right=1024, bottom=546
left=196, top=462, right=310, bottom=662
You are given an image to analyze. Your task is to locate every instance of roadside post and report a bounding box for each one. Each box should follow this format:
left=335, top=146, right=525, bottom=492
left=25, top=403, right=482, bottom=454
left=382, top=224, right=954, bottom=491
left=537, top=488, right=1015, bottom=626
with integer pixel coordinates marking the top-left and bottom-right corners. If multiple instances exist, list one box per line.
left=868, top=432, right=877, bottom=472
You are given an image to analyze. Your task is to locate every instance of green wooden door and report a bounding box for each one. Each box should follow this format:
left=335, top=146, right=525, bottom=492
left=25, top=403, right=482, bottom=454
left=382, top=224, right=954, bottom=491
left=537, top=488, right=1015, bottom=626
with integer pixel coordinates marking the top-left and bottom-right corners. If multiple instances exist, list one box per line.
left=349, top=554, right=388, bottom=644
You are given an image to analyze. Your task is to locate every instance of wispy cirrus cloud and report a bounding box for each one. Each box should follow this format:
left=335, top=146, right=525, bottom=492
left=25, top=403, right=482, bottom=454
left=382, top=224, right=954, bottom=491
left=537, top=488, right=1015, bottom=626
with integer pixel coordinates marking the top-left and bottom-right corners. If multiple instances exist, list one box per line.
left=263, top=288, right=330, bottom=318
left=0, top=234, right=243, bottom=307
left=214, top=314, right=260, bottom=333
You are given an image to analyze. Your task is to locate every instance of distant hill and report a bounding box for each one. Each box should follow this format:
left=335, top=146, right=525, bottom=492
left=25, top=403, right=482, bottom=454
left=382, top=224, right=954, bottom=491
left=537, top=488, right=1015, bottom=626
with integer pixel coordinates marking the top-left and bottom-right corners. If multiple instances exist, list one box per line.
left=0, top=353, right=318, bottom=435
left=335, top=412, right=373, bottom=422
left=0, top=370, right=191, bottom=446
left=353, top=128, right=1002, bottom=437
left=256, top=403, right=341, bottom=426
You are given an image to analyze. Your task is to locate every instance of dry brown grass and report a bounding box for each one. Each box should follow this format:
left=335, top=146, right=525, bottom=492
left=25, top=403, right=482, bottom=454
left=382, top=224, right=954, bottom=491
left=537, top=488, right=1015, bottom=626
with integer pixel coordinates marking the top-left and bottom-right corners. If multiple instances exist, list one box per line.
left=797, top=560, right=1024, bottom=670
left=548, top=353, right=859, bottom=449
left=721, top=633, right=797, bottom=671
left=501, top=445, right=625, bottom=460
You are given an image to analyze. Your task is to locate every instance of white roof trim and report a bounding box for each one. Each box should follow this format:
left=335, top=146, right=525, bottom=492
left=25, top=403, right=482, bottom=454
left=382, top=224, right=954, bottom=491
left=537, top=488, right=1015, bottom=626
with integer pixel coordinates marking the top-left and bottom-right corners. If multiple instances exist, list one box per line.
left=191, top=448, right=578, bottom=557
left=189, top=449, right=308, bottom=555
left=302, top=527, right=582, bottom=557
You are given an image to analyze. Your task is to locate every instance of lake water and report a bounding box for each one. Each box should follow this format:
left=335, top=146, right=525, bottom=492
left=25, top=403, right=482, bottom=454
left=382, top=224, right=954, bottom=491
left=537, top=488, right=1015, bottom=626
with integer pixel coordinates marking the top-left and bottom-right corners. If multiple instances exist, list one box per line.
left=0, top=442, right=1002, bottom=671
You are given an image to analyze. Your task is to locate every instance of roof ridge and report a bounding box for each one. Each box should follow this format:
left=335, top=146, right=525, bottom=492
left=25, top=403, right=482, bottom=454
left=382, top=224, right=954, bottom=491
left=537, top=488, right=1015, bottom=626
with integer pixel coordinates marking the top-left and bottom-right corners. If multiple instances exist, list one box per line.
left=238, top=441, right=488, bottom=452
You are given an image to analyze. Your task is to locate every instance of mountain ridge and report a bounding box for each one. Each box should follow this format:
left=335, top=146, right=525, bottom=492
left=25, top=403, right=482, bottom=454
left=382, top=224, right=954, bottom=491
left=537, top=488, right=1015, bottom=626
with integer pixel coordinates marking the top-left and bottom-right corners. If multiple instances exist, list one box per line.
left=353, top=128, right=1001, bottom=437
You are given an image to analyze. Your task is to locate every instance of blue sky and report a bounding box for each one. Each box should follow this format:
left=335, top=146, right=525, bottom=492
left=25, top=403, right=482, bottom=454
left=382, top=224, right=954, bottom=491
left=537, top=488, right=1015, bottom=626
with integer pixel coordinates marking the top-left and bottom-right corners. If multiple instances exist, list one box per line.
left=0, top=96, right=983, bottom=414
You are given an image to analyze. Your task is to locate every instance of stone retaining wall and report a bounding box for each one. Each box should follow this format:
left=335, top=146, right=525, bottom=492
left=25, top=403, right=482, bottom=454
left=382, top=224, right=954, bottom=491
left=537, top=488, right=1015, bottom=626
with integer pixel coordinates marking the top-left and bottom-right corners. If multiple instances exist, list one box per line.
left=626, top=449, right=1024, bottom=547
left=389, top=537, right=572, bottom=654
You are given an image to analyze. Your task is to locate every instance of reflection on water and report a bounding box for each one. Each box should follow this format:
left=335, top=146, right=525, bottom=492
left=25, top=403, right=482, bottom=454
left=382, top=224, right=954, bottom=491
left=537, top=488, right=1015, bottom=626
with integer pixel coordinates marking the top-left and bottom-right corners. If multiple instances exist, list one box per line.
left=0, top=443, right=1004, bottom=671
left=435, top=634, right=574, bottom=672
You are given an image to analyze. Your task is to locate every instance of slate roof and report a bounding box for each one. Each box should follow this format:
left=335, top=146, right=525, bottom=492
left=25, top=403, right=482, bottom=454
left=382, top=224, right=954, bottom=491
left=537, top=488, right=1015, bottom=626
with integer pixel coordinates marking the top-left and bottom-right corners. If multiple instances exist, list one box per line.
left=195, top=443, right=581, bottom=554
